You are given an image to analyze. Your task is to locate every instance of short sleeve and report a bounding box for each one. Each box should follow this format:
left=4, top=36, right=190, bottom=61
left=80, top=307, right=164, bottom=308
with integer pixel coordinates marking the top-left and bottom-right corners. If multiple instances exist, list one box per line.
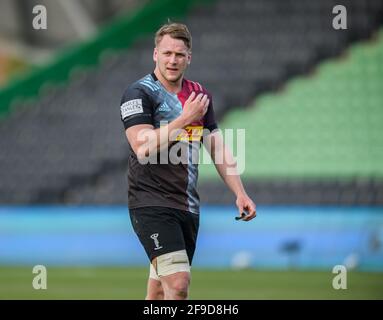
left=203, top=93, right=218, bottom=133
left=120, top=86, right=153, bottom=130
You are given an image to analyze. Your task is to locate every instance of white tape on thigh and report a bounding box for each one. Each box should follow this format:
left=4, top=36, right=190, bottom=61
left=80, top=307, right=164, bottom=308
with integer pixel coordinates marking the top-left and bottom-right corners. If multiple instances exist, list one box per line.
left=156, top=249, right=190, bottom=277
left=149, top=263, right=160, bottom=281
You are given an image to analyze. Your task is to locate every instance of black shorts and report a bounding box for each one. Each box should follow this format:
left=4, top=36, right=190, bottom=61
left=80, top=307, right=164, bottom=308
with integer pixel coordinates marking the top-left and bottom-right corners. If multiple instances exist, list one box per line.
left=129, top=206, right=199, bottom=264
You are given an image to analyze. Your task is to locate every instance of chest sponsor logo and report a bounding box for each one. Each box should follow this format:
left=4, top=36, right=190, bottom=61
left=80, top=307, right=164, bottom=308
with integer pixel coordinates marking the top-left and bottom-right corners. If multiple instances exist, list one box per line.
left=120, top=99, right=143, bottom=119
left=176, top=125, right=203, bottom=141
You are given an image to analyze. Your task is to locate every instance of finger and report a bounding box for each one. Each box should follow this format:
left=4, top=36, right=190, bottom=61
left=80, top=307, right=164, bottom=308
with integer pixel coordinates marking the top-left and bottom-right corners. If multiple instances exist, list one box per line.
left=203, top=100, right=209, bottom=115
left=244, top=211, right=256, bottom=221
left=244, top=206, right=256, bottom=221
left=248, top=203, right=256, bottom=215
left=237, top=204, right=244, bottom=216
left=186, top=91, right=196, bottom=103
left=235, top=212, right=246, bottom=220
left=203, top=98, right=210, bottom=109
left=195, top=93, right=204, bottom=102
left=200, top=94, right=208, bottom=106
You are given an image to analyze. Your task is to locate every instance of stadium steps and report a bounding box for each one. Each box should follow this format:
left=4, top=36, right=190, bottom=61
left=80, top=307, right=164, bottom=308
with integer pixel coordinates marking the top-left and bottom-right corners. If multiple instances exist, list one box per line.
left=0, top=0, right=382, bottom=204
left=61, top=2, right=383, bottom=205
left=198, top=27, right=383, bottom=205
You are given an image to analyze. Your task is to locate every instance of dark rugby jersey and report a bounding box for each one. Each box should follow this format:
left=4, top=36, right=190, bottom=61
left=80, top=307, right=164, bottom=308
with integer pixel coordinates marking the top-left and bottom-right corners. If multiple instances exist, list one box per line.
left=120, top=73, right=218, bottom=214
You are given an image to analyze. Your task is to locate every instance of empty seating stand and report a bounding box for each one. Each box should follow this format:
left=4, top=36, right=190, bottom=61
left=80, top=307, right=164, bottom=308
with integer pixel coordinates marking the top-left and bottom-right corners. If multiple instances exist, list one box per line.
left=0, top=0, right=382, bottom=204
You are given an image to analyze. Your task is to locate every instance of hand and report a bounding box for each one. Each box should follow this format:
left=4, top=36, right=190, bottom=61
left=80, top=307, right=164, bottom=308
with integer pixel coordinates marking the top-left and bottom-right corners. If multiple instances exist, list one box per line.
left=235, top=193, right=256, bottom=221
left=181, top=92, right=209, bottom=125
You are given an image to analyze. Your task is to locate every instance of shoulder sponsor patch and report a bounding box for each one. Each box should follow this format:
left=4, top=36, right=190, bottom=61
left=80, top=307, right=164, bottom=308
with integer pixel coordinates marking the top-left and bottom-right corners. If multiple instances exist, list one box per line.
left=120, top=99, right=143, bottom=119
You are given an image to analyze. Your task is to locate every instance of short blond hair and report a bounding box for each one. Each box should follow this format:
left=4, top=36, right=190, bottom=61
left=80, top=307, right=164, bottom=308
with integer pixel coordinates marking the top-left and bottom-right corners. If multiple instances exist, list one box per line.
left=154, top=22, right=192, bottom=51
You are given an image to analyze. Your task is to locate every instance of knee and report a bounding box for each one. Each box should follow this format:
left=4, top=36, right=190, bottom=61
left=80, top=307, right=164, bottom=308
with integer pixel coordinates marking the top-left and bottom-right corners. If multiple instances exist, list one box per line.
left=146, top=285, right=164, bottom=300
left=156, top=287, right=165, bottom=300
left=167, top=273, right=190, bottom=299
left=155, top=250, right=191, bottom=300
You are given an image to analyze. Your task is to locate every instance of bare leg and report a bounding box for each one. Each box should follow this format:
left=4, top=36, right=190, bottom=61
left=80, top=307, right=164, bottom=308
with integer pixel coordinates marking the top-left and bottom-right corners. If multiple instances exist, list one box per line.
left=145, top=277, right=164, bottom=300
left=160, top=271, right=190, bottom=300
left=145, top=260, right=164, bottom=300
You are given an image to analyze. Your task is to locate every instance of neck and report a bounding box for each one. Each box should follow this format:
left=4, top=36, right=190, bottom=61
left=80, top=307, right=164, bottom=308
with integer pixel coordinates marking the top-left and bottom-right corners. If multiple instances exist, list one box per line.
left=154, top=68, right=183, bottom=94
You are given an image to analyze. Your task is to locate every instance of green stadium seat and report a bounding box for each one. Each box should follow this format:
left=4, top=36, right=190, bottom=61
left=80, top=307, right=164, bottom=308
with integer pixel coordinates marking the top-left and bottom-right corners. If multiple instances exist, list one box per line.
left=200, top=27, right=383, bottom=181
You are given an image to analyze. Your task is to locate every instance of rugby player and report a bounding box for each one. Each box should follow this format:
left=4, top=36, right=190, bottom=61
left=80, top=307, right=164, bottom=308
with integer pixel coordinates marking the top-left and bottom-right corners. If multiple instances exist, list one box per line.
left=120, top=22, right=256, bottom=300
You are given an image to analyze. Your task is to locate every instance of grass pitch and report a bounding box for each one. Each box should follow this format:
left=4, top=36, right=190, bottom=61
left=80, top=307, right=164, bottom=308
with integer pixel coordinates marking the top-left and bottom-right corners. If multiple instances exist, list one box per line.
left=0, top=267, right=382, bottom=300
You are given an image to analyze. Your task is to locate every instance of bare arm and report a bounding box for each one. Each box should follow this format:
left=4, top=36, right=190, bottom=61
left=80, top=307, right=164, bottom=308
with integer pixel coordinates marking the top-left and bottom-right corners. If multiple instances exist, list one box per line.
left=204, top=130, right=256, bottom=221
left=125, top=92, right=209, bottom=161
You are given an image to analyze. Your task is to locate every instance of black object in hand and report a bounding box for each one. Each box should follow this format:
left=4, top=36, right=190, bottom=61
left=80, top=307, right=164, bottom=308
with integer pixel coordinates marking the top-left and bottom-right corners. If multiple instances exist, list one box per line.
left=235, top=212, right=247, bottom=221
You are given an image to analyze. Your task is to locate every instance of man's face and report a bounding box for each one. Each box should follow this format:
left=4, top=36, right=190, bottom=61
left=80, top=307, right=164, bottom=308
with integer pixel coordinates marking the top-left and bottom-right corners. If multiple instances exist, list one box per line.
left=153, top=34, right=191, bottom=84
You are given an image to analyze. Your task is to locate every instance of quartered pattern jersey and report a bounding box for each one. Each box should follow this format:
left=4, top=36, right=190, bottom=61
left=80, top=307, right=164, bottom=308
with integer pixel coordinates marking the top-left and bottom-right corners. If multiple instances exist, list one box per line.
left=120, top=73, right=218, bottom=214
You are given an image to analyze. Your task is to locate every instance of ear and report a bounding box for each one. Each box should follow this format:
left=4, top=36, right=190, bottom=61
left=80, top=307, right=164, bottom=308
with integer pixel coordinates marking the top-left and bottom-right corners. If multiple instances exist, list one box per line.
left=153, top=47, right=158, bottom=63
left=187, top=53, right=191, bottom=65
